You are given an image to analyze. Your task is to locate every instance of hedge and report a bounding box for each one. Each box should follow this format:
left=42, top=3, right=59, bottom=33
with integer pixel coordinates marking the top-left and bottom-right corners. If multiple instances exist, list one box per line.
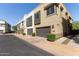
left=47, top=34, right=56, bottom=41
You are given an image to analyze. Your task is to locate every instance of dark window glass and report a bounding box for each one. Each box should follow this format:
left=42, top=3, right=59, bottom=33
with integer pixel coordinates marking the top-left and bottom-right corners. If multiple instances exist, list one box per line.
left=45, top=4, right=54, bottom=16
left=0, top=24, right=5, bottom=27
left=69, top=16, right=71, bottom=20
left=34, top=11, right=41, bottom=25
left=60, top=6, right=64, bottom=11
left=65, top=12, right=68, bottom=16
left=22, top=21, right=24, bottom=26
left=27, top=29, right=33, bottom=35
left=26, top=16, right=32, bottom=27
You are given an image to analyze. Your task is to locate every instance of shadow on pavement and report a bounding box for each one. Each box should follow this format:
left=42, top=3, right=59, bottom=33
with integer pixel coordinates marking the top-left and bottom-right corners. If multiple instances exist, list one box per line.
left=66, top=30, right=79, bottom=44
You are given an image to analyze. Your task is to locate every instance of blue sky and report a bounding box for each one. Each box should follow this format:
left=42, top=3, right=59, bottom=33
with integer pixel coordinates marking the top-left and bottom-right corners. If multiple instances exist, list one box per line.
left=0, top=3, right=79, bottom=26
left=64, top=3, right=79, bottom=21
left=0, top=3, right=39, bottom=26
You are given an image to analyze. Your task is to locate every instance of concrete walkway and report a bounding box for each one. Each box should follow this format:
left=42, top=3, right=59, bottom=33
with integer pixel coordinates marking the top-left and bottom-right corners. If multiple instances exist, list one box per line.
left=68, top=40, right=79, bottom=48
left=14, top=34, right=79, bottom=56
left=54, top=37, right=68, bottom=44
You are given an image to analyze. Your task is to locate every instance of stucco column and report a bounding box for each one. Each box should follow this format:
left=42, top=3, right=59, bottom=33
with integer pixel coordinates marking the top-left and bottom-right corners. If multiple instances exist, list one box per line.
left=32, top=13, right=36, bottom=33
left=23, top=15, right=28, bottom=35
left=54, top=5, right=57, bottom=15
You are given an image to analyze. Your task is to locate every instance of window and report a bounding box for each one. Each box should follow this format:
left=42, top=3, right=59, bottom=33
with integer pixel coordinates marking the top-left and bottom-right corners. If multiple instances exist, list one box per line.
left=0, top=23, right=5, bottom=27
left=45, top=4, right=55, bottom=16
left=69, top=16, right=71, bottom=20
left=7, top=24, right=10, bottom=27
left=34, top=11, right=41, bottom=25
left=27, top=28, right=33, bottom=35
left=26, top=16, right=32, bottom=27
left=65, top=12, right=68, bottom=16
left=60, top=6, right=64, bottom=12
left=54, top=3, right=59, bottom=7
left=22, top=21, right=24, bottom=26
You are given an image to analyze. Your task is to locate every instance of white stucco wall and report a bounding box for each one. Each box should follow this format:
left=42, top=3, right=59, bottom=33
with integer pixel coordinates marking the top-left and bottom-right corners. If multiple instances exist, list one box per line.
left=0, top=20, right=11, bottom=33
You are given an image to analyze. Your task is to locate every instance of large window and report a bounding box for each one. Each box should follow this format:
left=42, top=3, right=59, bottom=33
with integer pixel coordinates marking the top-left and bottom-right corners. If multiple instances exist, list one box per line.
left=26, top=16, right=32, bottom=27
left=34, top=11, right=41, bottom=25
left=45, top=4, right=55, bottom=16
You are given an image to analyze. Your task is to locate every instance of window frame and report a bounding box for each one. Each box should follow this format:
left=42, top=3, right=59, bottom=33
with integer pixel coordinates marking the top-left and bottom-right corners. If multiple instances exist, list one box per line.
left=34, top=11, right=41, bottom=25
left=26, top=16, right=32, bottom=27
left=44, top=4, right=56, bottom=16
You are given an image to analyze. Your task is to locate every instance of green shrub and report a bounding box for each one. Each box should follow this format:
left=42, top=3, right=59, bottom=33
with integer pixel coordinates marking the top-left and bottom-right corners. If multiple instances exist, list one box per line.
left=47, top=34, right=56, bottom=41
left=32, top=33, right=36, bottom=37
left=22, top=33, right=26, bottom=35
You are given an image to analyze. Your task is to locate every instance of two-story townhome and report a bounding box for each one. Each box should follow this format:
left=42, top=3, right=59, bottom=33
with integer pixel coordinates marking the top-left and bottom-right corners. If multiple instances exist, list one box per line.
left=16, top=18, right=25, bottom=34
left=16, top=3, right=73, bottom=38
left=0, top=20, right=11, bottom=33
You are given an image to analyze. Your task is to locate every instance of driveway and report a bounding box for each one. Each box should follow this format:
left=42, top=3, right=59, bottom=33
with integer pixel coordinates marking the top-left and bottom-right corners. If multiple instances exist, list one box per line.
left=0, top=34, right=53, bottom=56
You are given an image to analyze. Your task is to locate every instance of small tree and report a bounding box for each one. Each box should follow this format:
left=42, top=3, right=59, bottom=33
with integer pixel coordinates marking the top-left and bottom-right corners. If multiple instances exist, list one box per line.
left=32, top=33, right=36, bottom=37
left=12, top=26, right=17, bottom=32
left=72, top=22, right=79, bottom=30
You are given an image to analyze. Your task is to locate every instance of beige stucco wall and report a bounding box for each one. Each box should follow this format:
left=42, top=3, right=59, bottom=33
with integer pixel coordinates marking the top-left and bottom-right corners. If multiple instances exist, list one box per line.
left=17, top=3, right=73, bottom=38
left=32, top=3, right=72, bottom=37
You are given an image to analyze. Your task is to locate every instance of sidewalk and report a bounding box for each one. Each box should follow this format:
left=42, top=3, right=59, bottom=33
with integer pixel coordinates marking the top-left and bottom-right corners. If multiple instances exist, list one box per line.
left=13, top=34, right=79, bottom=56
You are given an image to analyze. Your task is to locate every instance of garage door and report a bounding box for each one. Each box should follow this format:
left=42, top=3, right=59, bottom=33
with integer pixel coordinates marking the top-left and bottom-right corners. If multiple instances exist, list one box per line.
left=36, top=26, right=51, bottom=37
left=27, top=29, right=33, bottom=35
left=0, top=30, right=3, bottom=33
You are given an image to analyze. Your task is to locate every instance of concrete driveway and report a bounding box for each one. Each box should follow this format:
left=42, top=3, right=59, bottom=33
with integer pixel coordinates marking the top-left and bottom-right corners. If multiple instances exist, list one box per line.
left=0, top=34, right=53, bottom=56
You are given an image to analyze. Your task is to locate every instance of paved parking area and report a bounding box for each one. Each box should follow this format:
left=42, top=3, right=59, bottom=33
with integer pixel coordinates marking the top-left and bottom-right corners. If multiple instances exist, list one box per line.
left=0, top=34, right=53, bottom=56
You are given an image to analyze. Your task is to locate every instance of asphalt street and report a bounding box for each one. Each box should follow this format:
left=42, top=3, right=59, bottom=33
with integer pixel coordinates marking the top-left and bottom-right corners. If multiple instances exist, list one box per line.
left=0, top=34, right=53, bottom=56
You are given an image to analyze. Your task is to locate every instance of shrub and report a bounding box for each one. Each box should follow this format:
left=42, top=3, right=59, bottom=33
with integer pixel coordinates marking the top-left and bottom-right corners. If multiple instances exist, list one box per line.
left=32, top=33, right=36, bottom=37
left=47, top=34, right=56, bottom=41
left=22, top=33, right=26, bottom=35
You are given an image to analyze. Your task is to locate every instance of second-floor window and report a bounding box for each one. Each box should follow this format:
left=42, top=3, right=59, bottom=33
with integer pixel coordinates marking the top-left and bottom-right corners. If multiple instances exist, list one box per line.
left=60, top=6, right=64, bottom=12
left=34, top=11, right=41, bottom=25
left=69, top=16, right=72, bottom=20
left=45, top=4, right=55, bottom=16
left=26, top=16, right=32, bottom=27
left=0, top=24, right=5, bottom=27
left=22, top=21, right=24, bottom=26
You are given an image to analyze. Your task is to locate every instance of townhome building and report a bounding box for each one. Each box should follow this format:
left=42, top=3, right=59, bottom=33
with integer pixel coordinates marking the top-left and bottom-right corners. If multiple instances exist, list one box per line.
left=16, top=3, right=73, bottom=38
left=0, top=20, right=11, bottom=33
left=17, top=19, right=24, bottom=34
